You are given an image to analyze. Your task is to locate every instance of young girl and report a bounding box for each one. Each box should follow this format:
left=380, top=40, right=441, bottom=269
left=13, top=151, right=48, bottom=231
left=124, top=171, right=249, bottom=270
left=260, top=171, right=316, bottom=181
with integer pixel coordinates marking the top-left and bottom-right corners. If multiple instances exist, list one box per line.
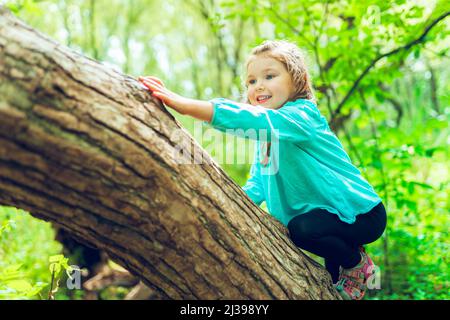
left=138, top=40, right=387, bottom=300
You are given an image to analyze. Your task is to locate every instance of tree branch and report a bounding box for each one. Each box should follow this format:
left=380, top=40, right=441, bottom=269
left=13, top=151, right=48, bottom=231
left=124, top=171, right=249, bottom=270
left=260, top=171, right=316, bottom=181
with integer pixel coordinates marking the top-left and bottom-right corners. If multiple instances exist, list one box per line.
left=331, top=11, right=449, bottom=120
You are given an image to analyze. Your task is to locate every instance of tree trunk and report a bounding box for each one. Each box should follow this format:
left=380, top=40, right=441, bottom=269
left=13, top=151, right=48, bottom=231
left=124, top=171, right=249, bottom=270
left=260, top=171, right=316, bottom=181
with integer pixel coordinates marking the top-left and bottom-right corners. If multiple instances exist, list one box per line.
left=0, top=7, right=340, bottom=300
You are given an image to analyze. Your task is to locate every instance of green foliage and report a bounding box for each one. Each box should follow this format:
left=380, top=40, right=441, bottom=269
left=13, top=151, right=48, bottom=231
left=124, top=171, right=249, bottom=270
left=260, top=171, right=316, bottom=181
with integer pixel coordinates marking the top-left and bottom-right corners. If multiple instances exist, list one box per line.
left=2, top=0, right=449, bottom=299
left=0, top=264, right=47, bottom=299
left=0, top=207, right=63, bottom=299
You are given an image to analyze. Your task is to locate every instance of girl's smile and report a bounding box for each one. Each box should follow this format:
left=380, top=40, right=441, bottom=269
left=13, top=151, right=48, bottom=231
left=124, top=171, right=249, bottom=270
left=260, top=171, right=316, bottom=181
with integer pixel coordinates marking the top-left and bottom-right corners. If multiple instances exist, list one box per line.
left=246, top=56, right=295, bottom=110
left=256, top=95, right=272, bottom=103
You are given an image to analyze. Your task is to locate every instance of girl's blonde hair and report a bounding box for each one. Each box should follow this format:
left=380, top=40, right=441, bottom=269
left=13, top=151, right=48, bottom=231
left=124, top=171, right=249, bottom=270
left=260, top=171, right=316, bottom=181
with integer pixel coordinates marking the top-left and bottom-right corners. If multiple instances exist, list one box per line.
left=243, top=40, right=315, bottom=103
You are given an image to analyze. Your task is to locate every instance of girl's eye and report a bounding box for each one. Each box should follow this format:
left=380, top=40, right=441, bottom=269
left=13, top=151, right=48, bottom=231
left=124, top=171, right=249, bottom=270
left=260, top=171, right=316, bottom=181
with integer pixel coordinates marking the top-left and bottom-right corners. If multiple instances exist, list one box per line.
left=266, top=74, right=274, bottom=80
left=248, top=79, right=256, bottom=85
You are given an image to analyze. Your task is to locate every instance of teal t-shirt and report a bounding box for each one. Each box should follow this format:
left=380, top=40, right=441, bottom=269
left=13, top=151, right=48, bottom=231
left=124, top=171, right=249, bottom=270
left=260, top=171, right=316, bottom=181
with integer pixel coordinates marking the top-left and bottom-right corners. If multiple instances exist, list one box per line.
left=206, top=98, right=382, bottom=226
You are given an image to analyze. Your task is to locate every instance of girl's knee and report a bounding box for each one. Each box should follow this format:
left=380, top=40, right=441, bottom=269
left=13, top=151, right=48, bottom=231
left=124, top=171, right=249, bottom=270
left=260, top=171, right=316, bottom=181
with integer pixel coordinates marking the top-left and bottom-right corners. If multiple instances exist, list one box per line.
left=289, top=233, right=311, bottom=248
left=287, top=217, right=319, bottom=246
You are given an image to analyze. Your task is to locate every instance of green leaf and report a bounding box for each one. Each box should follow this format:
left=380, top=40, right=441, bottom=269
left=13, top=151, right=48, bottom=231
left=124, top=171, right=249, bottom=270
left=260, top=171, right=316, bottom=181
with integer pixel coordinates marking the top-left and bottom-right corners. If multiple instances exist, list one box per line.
left=425, top=147, right=443, bottom=157
left=407, top=182, right=415, bottom=195
left=49, top=255, right=64, bottom=263
left=372, top=159, right=383, bottom=169
left=6, top=280, right=33, bottom=292
left=49, top=263, right=61, bottom=275
left=374, top=90, right=385, bottom=102
left=410, top=181, right=434, bottom=190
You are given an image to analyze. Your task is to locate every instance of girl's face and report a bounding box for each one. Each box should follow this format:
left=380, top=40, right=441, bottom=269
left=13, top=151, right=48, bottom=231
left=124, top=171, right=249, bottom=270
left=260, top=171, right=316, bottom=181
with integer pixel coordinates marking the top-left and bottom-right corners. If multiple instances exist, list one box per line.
left=246, top=55, right=295, bottom=110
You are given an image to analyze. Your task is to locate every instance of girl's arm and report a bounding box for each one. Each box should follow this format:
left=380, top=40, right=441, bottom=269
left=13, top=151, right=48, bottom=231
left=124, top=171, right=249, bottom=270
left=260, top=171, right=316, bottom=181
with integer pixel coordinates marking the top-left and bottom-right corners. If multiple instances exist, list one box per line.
left=138, top=76, right=213, bottom=122
left=242, top=149, right=265, bottom=205
left=139, top=76, right=317, bottom=144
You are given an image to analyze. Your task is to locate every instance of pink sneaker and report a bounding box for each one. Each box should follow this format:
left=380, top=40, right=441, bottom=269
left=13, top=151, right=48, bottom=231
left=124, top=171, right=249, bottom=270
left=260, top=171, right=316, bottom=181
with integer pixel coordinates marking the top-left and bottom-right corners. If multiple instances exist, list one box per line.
left=335, top=246, right=376, bottom=300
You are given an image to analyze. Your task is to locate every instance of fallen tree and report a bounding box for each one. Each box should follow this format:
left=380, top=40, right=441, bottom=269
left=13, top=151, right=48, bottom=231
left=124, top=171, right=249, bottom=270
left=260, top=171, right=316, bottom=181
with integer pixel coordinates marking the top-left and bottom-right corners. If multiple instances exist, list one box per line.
left=0, top=7, right=339, bottom=299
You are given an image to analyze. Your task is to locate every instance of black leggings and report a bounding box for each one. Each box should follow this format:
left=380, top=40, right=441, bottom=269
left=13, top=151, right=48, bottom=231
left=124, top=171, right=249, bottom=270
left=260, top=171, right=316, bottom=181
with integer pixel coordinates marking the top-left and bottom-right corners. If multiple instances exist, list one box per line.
left=287, top=202, right=387, bottom=283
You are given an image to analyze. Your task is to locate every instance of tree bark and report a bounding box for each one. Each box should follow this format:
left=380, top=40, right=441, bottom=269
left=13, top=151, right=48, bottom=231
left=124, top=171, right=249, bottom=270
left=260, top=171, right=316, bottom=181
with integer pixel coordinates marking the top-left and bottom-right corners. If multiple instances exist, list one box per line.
left=0, top=7, right=340, bottom=300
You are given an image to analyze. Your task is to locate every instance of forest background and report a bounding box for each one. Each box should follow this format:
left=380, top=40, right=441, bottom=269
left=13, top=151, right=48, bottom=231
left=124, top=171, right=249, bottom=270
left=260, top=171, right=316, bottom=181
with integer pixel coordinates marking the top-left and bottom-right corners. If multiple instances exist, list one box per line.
left=0, top=0, right=448, bottom=300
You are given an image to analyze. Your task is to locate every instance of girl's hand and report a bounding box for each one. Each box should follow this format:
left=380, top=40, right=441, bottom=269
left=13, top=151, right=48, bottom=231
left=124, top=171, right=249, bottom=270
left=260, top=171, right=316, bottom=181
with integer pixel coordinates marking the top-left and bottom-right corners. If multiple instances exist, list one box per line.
left=138, top=75, right=214, bottom=122
left=138, top=76, right=191, bottom=115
